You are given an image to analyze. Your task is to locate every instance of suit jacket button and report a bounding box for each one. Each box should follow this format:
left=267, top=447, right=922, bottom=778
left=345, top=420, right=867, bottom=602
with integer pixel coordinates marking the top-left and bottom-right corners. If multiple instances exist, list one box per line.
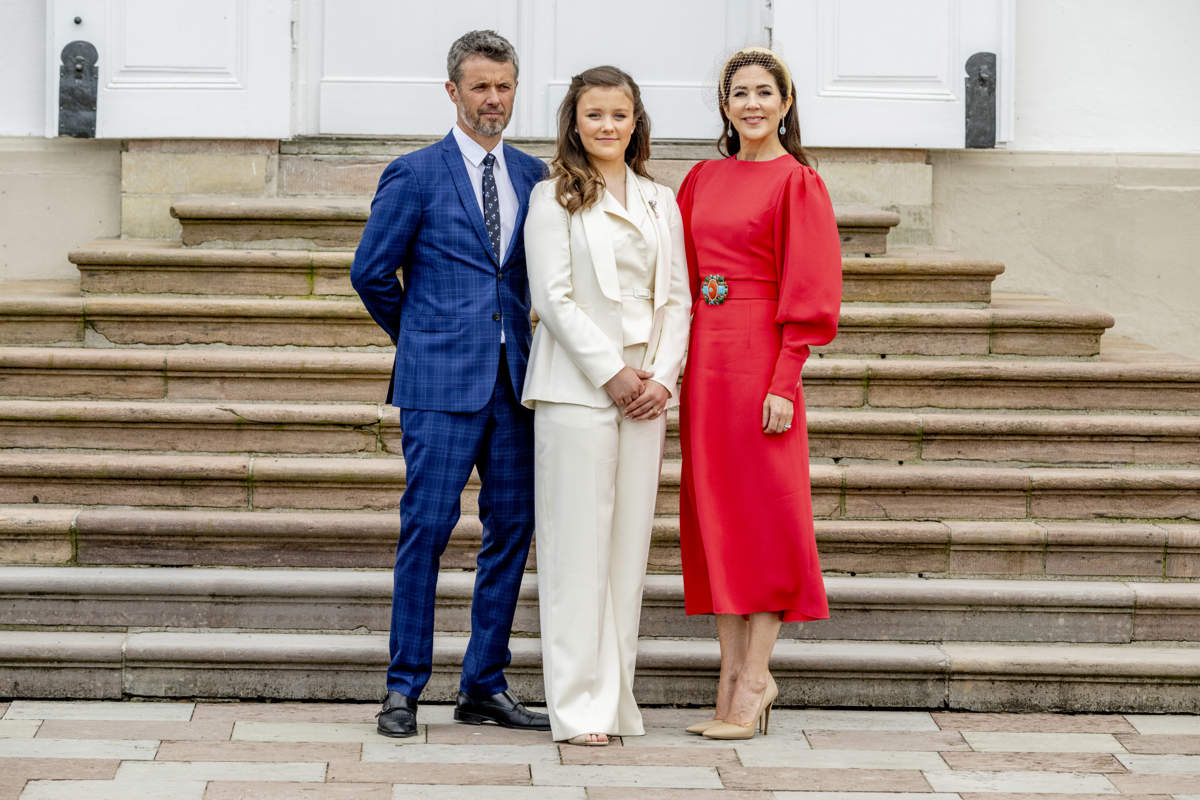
left=493, top=313, right=501, bottom=321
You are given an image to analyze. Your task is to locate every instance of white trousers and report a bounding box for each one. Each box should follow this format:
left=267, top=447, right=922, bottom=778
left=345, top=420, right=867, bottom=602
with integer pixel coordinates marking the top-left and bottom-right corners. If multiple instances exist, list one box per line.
left=533, top=348, right=667, bottom=740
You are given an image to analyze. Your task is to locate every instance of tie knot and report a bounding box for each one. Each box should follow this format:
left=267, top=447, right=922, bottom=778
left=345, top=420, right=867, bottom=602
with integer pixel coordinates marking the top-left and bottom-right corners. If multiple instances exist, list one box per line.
left=483, top=153, right=496, bottom=168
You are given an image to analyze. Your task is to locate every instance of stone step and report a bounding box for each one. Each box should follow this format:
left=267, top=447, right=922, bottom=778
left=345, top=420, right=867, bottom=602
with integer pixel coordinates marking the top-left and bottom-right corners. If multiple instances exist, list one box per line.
left=0, top=289, right=1113, bottom=357
left=7, top=506, right=1196, bottom=578
left=170, top=197, right=901, bottom=255
left=4, top=567, right=1198, bottom=645
left=3, top=628, right=1198, bottom=710
left=71, top=240, right=1003, bottom=304
left=2, top=339, right=1196, bottom=409
left=2, top=453, right=1198, bottom=521
left=4, top=399, right=1199, bottom=467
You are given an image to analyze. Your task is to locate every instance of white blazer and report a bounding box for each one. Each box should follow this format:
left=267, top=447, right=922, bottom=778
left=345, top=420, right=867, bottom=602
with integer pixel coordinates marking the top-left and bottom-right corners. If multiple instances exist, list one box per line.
left=521, top=170, right=691, bottom=410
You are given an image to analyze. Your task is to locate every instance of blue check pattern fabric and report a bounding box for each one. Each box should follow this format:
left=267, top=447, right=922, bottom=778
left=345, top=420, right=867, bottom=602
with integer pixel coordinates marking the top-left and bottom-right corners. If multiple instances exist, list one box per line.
left=482, top=153, right=502, bottom=262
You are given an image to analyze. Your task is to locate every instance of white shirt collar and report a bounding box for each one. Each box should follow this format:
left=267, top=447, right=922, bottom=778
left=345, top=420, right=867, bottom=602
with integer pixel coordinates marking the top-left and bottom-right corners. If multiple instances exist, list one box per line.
left=452, top=125, right=506, bottom=171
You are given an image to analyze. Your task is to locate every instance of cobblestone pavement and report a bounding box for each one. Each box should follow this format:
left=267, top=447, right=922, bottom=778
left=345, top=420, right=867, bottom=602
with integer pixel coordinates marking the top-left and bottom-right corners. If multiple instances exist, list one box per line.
left=2, top=700, right=1200, bottom=798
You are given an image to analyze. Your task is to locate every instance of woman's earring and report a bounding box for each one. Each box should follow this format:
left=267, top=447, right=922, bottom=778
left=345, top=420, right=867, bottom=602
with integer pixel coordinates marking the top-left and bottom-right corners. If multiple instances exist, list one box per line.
left=779, top=122, right=786, bottom=135
left=726, top=123, right=734, bottom=138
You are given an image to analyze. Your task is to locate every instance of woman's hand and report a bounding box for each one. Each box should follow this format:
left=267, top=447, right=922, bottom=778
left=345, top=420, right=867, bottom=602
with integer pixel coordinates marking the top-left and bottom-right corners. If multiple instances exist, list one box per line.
left=762, top=393, right=794, bottom=435
left=625, top=379, right=671, bottom=420
left=604, top=367, right=653, bottom=410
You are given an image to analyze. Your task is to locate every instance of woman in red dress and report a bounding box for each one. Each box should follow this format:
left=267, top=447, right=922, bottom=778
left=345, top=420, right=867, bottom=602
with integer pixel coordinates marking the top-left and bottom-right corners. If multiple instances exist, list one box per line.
left=677, top=47, right=842, bottom=740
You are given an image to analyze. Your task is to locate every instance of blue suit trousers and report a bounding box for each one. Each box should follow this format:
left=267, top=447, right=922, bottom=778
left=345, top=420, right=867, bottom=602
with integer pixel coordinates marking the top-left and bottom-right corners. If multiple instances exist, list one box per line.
left=388, top=353, right=535, bottom=698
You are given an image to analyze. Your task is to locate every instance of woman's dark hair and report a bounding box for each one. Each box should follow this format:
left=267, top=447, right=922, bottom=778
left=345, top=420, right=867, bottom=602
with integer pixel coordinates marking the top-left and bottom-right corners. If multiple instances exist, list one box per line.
left=551, top=66, right=652, bottom=214
left=717, top=48, right=813, bottom=167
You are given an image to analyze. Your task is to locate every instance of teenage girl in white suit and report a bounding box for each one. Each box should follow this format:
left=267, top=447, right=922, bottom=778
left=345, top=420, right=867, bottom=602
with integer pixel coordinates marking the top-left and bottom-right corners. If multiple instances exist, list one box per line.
left=521, top=66, right=691, bottom=745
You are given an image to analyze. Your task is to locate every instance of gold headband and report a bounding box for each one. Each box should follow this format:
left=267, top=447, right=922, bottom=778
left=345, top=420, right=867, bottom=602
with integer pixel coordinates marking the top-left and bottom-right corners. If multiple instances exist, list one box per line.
left=720, top=46, right=794, bottom=103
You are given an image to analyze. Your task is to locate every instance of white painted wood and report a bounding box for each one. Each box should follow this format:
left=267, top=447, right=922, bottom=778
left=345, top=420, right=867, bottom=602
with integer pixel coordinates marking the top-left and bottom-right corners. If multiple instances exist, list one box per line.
left=773, top=0, right=1010, bottom=148
left=45, top=0, right=291, bottom=138
left=315, top=0, right=767, bottom=138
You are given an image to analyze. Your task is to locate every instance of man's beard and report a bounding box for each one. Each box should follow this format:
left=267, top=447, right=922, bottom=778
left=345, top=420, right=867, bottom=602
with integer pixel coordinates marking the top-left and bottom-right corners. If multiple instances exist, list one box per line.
left=460, top=103, right=509, bottom=137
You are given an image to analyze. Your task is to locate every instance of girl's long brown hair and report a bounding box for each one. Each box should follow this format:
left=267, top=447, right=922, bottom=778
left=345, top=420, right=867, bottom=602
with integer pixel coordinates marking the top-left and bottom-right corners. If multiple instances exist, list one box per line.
left=551, top=66, right=652, bottom=214
left=717, top=49, right=813, bottom=168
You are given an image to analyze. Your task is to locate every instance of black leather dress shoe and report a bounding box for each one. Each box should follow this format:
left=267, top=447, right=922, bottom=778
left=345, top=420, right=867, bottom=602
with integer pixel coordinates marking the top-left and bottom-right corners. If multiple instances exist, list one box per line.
left=454, top=689, right=551, bottom=731
left=376, top=690, right=418, bottom=738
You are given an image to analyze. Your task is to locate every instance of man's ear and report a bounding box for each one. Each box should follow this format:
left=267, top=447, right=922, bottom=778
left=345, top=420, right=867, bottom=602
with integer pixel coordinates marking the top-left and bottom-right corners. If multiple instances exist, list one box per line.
left=445, top=80, right=459, bottom=104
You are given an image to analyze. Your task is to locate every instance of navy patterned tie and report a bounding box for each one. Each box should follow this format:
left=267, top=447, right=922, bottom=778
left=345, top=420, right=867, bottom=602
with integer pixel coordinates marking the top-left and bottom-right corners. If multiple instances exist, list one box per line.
left=482, top=153, right=501, bottom=262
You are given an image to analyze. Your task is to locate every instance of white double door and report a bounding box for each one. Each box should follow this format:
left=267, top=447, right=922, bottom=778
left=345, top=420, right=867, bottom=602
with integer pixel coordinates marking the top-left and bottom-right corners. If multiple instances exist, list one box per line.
left=47, top=0, right=1011, bottom=147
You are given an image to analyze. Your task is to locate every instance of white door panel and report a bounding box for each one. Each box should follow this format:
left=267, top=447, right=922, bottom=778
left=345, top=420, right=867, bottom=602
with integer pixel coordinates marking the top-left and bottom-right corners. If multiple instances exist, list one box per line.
left=46, top=0, right=291, bottom=138
left=773, top=0, right=1011, bottom=147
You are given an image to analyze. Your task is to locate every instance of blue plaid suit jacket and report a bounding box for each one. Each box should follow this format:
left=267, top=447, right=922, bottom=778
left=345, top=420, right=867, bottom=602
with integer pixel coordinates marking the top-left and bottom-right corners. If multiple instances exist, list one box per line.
left=352, top=131, right=548, bottom=411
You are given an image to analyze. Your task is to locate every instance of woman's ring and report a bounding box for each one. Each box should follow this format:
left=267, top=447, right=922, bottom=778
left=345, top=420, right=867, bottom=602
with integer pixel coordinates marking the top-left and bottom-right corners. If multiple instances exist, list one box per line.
left=784, top=424, right=792, bottom=430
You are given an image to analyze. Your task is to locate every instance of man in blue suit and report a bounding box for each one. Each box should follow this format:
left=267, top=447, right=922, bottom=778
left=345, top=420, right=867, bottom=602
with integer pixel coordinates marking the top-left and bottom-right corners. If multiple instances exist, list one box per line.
left=351, top=30, right=550, bottom=738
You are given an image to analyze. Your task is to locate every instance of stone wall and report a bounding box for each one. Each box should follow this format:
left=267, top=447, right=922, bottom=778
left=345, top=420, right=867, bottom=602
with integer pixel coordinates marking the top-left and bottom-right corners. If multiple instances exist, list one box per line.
left=0, top=138, right=120, bottom=283
left=931, top=150, right=1200, bottom=356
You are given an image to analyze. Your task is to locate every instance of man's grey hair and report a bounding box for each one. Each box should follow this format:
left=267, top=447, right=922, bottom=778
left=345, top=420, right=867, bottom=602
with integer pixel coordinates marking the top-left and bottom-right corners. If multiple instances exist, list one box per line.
left=447, top=30, right=519, bottom=85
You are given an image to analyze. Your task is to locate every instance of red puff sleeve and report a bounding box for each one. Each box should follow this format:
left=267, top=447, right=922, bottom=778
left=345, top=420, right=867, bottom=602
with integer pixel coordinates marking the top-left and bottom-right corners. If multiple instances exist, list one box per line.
left=676, top=161, right=706, bottom=305
left=768, top=165, right=843, bottom=399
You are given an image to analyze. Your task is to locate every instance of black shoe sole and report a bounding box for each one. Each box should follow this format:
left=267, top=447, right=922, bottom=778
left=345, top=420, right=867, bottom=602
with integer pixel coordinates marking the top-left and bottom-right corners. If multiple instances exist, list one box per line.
left=454, top=708, right=551, bottom=731
left=376, top=725, right=418, bottom=738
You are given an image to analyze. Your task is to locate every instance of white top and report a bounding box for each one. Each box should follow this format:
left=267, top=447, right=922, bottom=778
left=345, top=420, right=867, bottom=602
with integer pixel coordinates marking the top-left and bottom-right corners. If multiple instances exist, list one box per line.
left=451, top=125, right=518, bottom=263
left=599, top=168, right=658, bottom=347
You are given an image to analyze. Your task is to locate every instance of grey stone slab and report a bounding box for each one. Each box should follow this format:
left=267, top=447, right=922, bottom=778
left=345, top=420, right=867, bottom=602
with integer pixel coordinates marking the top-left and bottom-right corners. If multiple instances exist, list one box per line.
left=961, top=731, right=1126, bottom=752
left=735, top=746, right=949, bottom=770
left=361, top=742, right=559, bottom=764
left=5, top=701, right=194, bottom=721
left=774, top=795, right=962, bottom=800
left=0, top=720, right=40, bottom=738
left=390, top=789, right=584, bottom=800
left=1126, top=714, right=1200, bottom=734
left=0, top=739, right=158, bottom=759
left=20, top=779, right=207, bottom=800
left=115, top=761, right=326, bottom=782
left=1117, top=753, right=1200, bottom=774
left=925, top=769, right=1118, bottom=794
left=530, top=764, right=722, bottom=788
left=786, top=710, right=940, bottom=732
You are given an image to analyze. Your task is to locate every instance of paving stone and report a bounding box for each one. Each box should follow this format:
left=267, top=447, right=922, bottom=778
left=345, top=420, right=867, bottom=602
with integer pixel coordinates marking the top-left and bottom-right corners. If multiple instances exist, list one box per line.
left=735, top=746, right=948, bottom=771
left=933, top=711, right=1136, bottom=733
left=1117, top=733, right=1200, bottom=754
left=940, top=751, right=1126, bottom=772
left=619, top=729, right=768, bottom=749
left=232, top=720, right=419, bottom=743
left=774, top=795, right=961, bottom=800
left=805, top=730, right=970, bottom=751
left=19, top=779, right=207, bottom=800
left=557, top=745, right=739, bottom=767
left=0, top=720, right=39, bottom=738
left=390, top=788, right=584, bottom=800
left=717, top=767, right=931, bottom=792
left=925, top=769, right=1118, bottom=794
left=960, top=731, right=1125, bottom=752
left=34, top=719, right=232, bottom=741
left=1109, top=772, right=1200, bottom=792
left=155, top=740, right=360, bottom=762
left=427, top=722, right=553, bottom=745
left=361, top=742, right=560, bottom=764
left=0, top=739, right=157, bottom=759
left=1125, top=714, right=1200, bottom=734
left=786, top=710, right=939, bottom=732
left=531, top=764, right=722, bottom=788
left=0, top=777, right=22, bottom=800
left=1117, top=753, right=1200, bottom=773
left=0, top=758, right=118, bottom=780
left=192, top=701, right=379, bottom=723
left=327, top=761, right=530, bottom=784
left=5, top=700, right=194, bottom=721
left=115, top=760, right=326, bottom=782
left=587, top=791, right=771, bottom=800
left=0, top=703, right=7, bottom=717
left=958, top=795, right=1171, bottom=800
left=208, top=783, right=391, bottom=800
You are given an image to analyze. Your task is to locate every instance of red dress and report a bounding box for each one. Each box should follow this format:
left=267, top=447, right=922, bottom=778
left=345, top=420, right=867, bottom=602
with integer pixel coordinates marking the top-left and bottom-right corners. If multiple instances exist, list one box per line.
left=677, top=155, right=842, bottom=622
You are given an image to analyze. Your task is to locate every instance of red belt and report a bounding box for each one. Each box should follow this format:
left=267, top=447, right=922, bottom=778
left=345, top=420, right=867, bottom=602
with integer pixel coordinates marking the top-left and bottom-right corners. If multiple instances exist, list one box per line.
left=696, top=275, right=778, bottom=307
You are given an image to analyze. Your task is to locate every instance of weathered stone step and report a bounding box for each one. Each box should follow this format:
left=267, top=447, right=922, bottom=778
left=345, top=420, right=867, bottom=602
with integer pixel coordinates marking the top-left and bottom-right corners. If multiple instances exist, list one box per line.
left=3, top=340, right=1196, bottom=409
left=4, top=629, right=1198, bottom=711
left=2, top=454, right=1198, bottom=521
left=4, top=399, right=1199, bottom=467
left=4, top=567, right=1197, bottom=645
left=7, top=506, right=1196, bottom=578
left=71, top=240, right=1003, bottom=304
left=0, top=289, right=1113, bottom=357
left=170, top=197, right=901, bottom=255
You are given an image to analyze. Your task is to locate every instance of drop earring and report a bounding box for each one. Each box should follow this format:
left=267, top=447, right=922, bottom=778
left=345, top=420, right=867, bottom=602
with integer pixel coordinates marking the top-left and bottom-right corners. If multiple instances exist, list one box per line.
left=779, top=121, right=786, bottom=135
left=726, top=123, right=733, bottom=138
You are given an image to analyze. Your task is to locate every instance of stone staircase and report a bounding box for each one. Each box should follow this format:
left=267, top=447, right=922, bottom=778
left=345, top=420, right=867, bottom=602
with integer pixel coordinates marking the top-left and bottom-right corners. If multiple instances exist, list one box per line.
left=1, top=142, right=1199, bottom=712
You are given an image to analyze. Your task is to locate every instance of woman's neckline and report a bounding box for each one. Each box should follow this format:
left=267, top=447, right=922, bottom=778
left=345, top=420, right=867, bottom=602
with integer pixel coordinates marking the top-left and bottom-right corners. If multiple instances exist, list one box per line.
left=730, top=153, right=793, bottom=164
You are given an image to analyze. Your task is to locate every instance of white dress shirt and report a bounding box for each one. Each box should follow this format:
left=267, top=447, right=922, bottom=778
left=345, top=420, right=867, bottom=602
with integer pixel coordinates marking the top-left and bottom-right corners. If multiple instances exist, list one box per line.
left=451, top=125, right=518, bottom=263
left=600, top=170, right=658, bottom=346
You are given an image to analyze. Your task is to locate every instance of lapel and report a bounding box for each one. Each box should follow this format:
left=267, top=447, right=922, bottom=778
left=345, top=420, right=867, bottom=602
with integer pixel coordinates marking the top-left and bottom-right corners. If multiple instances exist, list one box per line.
left=580, top=191, right=622, bottom=302
left=631, top=174, right=672, bottom=313
left=439, top=132, right=499, bottom=268
left=502, top=145, right=536, bottom=267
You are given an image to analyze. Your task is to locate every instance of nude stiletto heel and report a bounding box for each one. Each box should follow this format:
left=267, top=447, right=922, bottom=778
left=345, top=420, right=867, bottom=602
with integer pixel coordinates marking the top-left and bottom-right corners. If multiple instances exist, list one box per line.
left=702, top=675, right=778, bottom=741
left=685, top=719, right=723, bottom=735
